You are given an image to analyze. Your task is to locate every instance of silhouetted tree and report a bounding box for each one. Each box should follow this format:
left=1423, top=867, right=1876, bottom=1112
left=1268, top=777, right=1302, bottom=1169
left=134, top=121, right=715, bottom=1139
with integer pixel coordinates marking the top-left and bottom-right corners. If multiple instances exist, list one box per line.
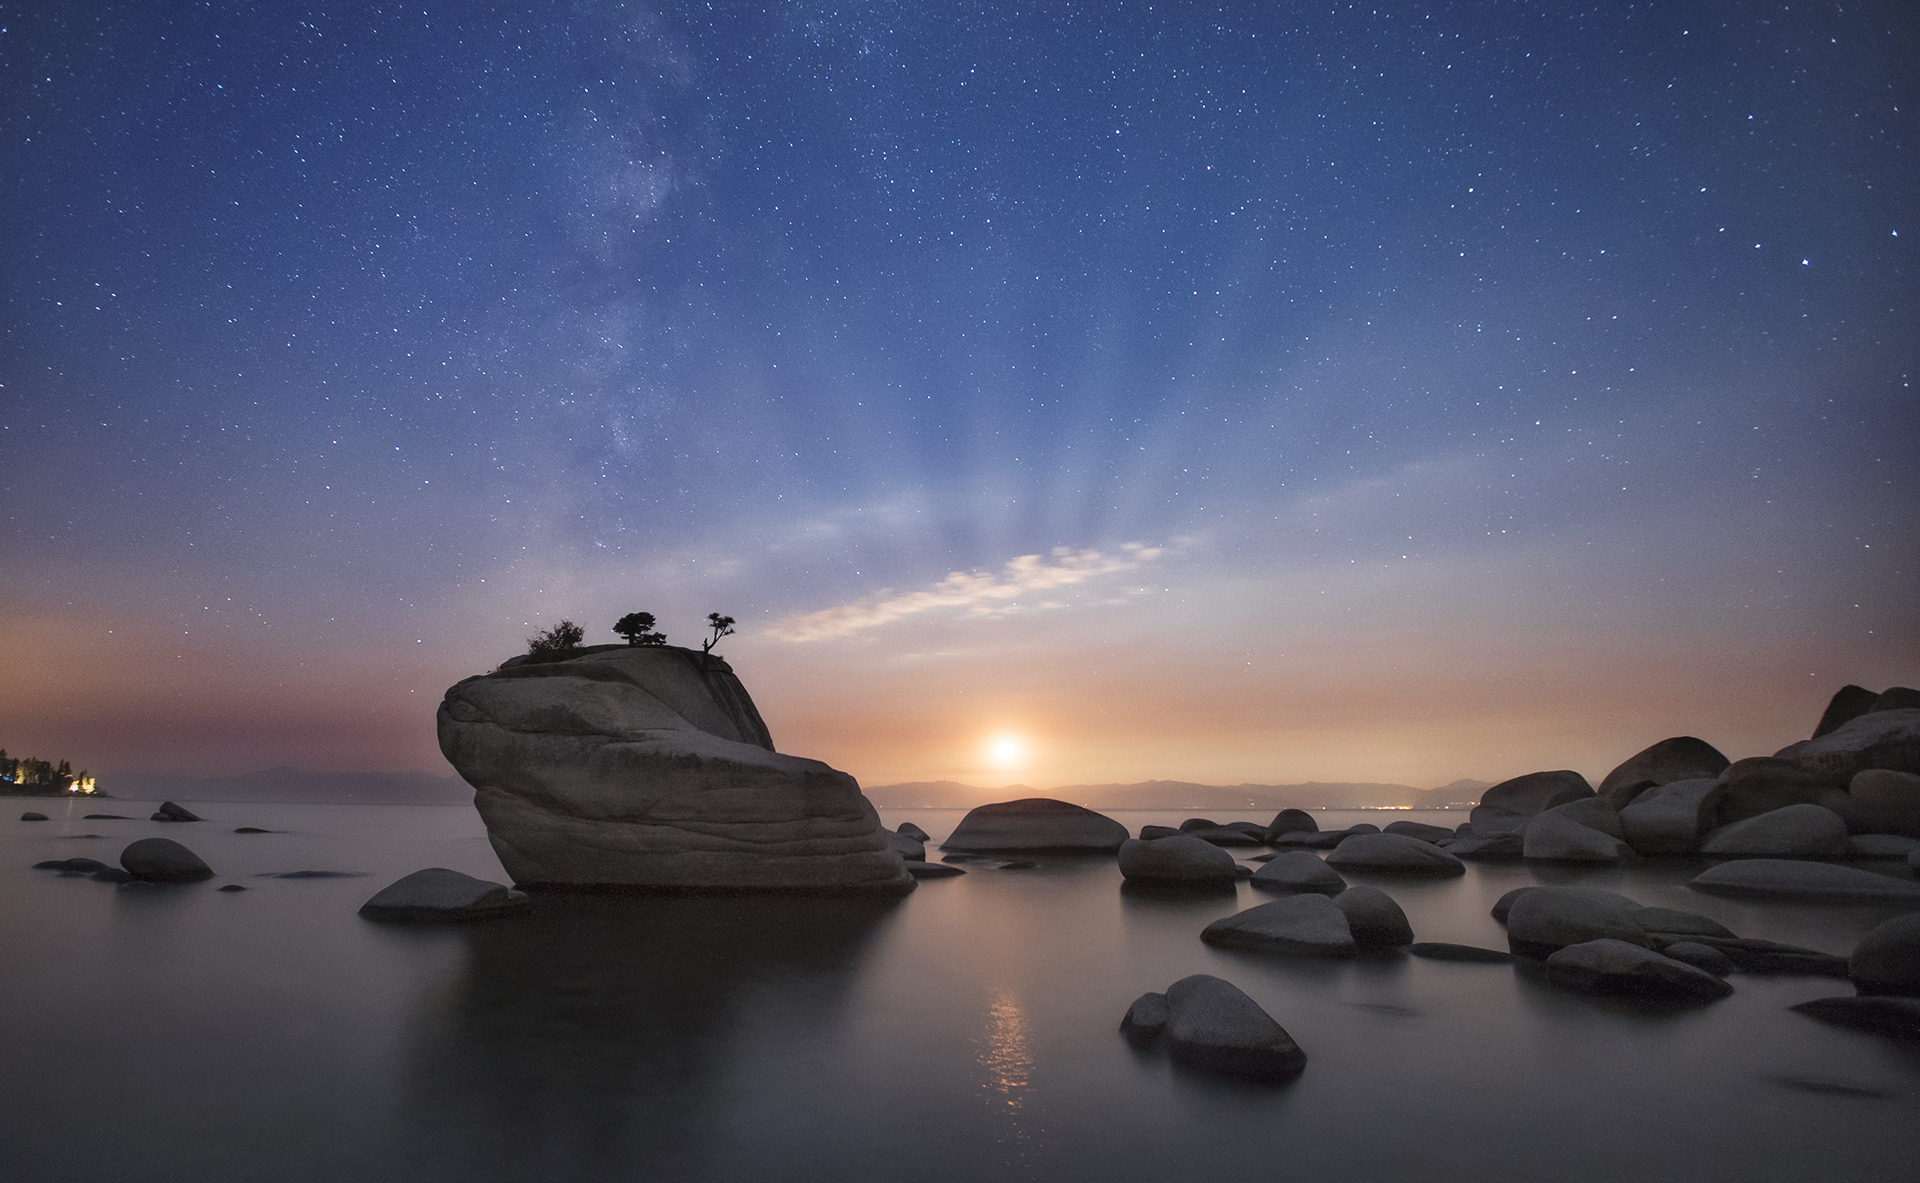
left=702, top=612, right=736, bottom=655
left=527, top=620, right=586, bottom=656
left=612, top=612, right=667, bottom=646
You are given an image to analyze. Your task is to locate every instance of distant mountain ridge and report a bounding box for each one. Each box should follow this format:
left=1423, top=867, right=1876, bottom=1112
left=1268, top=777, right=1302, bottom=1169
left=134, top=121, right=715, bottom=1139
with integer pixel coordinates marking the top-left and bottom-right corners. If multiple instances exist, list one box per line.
left=863, top=778, right=1490, bottom=811
left=104, top=767, right=470, bottom=804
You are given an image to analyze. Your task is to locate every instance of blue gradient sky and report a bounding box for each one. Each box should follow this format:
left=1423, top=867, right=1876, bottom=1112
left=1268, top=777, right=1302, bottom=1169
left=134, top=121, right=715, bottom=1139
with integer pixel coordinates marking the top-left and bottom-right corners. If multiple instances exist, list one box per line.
left=4, top=2, right=1914, bottom=791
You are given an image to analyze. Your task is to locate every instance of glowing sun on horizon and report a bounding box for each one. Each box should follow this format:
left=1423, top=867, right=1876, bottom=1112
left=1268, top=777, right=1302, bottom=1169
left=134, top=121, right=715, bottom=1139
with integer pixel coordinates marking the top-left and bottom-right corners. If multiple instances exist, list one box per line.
left=983, top=732, right=1029, bottom=771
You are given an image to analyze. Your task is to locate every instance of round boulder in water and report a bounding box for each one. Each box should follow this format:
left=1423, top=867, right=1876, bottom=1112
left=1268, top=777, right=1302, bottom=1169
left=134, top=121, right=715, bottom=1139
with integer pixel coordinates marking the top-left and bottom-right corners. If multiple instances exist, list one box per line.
left=1118, top=834, right=1238, bottom=886
left=1249, top=850, right=1346, bottom=896
left=1850, top=914, right=1920, bottom=997
left=1546, top=938, right=1734, bottom=1001
left=1326, top=832, right=1465, bottom=876
left=1699, top=803, right=1849, bottom=858
left=1162, top=974, right=1307, bottom=1082
left=358, top=868, right=529, bottom=922
left=944, top=798, right=1129, bottom=853
left=1201, top=894, right=1356, bottom=958
left=1333, top=885, right=1413, bottom=948
left=120, top=838, right=214, bottom=883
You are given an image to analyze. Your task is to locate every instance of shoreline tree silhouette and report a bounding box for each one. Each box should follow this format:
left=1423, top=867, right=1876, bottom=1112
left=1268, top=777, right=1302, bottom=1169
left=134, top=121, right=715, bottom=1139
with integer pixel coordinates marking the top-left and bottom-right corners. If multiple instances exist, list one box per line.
left=612, top=612, right=667, bottom=646
left=702, top=613, right=736, bottom=656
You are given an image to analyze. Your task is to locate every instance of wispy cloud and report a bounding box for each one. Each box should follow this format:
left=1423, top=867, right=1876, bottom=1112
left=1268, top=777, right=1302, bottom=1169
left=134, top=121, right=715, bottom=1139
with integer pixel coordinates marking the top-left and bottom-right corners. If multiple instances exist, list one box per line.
left=766, top=544, right=1167, bottom=642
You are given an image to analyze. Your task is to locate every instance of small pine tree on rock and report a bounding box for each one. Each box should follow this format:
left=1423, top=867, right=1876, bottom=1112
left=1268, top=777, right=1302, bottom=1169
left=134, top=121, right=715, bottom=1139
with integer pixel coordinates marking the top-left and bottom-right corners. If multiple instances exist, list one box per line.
left=527, top=620, right=585, bottom=657
left=702, top=612, right=736, bottom=655
left=612, top=612, right=667, bottom=646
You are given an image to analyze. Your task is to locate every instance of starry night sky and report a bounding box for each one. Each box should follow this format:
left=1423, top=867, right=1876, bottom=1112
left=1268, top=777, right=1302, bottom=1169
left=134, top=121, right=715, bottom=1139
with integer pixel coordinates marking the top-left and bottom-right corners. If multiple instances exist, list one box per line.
left=4, top=2, right=1915, bottom=790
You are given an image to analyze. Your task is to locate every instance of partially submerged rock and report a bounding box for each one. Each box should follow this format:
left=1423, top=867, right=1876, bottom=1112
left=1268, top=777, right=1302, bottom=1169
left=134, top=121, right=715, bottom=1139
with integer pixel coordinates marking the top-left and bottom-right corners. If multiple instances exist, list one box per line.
left=1118, top=834, right=1239, bottom=886
left=437, top=645, right=911, bottom=894
left=1546, top=939, right=1734, bottom=1001
left=884, top=830, right=927, bottom=861
left=1655, top=942, right=1734, bottom=976
left=1248, top=850, right=1347, bottom=896
left=1791, top=996, right=1920, bottom=1040
left=1160, top=974, right=1308, bottom=1082
left=1120, top=991, right=1169, bottom=1043
left=19, top=811, right=47, bottom=822
left=943, top=798, right=1129, bottom=853
left=1447, top=832, right=1525, bottom=860
left=1689, top=858, right=1920, bottom=904
left=1382, top=820, right=1454, bottom=844
left=1408, top=942, right=1513, bottom=963
left=358, top=867, right=530, bottom=922
left=1201, top=894, right=1356, bottom=958
left=1332, top=885, right=1413, bottom=948
left=1850, top=914, right=1920, bottom=997
left=1266, top=808, right=1318, bottom=837
left=1325, top=832, right=1465, bottom=876
left=895, top=821, right=931, bottom=843
left=1506, top=887, right=1650, bottom=958
left=120, top=838, right=214, bottom=883
left=905, top=861, right=965, bottom=879
left=151, top=801, right=202, bottom=823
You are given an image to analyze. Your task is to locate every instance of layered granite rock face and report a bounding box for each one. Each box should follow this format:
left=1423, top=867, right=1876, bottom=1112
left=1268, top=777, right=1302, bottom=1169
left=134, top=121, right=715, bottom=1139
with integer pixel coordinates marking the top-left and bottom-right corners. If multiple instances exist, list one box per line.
left=437, top=645, right=912, bottom=894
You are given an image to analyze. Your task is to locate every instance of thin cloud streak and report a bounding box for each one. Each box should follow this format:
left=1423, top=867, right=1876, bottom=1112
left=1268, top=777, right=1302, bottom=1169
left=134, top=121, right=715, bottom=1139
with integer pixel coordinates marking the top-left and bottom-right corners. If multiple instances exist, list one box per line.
left=766, top=544, right=1166, bottom=642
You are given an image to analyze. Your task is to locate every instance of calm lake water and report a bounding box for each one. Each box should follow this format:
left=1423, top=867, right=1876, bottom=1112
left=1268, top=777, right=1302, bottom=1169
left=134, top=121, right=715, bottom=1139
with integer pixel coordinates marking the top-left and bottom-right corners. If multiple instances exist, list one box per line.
left=6, top=799, right=1919, bottom=1182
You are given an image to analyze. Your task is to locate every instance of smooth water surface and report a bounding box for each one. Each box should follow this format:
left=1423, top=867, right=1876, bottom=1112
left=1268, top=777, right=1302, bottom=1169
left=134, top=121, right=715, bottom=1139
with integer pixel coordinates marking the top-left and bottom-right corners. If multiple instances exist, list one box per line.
left=5, top=800, right=1918, bottom=1182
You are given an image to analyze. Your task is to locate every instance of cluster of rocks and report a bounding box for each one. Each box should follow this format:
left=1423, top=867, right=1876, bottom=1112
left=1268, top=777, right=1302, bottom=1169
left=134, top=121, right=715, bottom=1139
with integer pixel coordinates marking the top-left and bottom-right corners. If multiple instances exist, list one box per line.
left=32, top=837, right=214, bottom=884
left=1120, top=974, right=1308, bottom=1082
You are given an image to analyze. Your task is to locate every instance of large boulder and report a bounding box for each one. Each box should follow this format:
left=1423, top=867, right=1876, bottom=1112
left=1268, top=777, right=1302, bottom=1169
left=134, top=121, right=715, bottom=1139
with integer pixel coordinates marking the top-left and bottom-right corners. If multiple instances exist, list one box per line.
left=1117, top=835, right=1239, bottom=886
left=1848, top=769, right=1920, bottom=838
left=1791, top=996, right=1920, bottom=1040
left=437, top=645, right=912, bottom=893
left=1162, top=974, right=1308, bottom=1081
left=1249, top=850, right=1347, bottom=896
left=1689, top=859, right=1920, bottom=904
left=1619, top=778, right=1724, bottom=854
left=358, top=867, right=530, bottom=922
left=1324, top=832, right=1465, bottom=876
left=1119, top=992, right=1169, bottom=1043
left=1333, top=885, right=1414, bottom=948
left=1713, top=758, right=1849, bottom=826
left=1506, top=887, right=1651, bottom=958
left=1699, top=803, right=1850, bottom=858
left=943, top=798, right=1129, bottom=853
left=1595, top=737, right=1730, bottom=810
left=1523, top=810, right=1637, bottom=864
left=119, top=838, right=214, bottom=883
left=1850, top=914, right=1920, bottom=997
left=1447, top=832, right=1524, bottom=860
left=884, top=831, right=927, bottom=861
left=1546, top=939, right=1734, bottom=1001
left=1849, top=834, right=1920, bottom=859
left=1813, top=684, right=1881, bottom=739
left=1792, top=708, right=1920, bottom=783
left=1469, top=770, right=1594, bottom=834
left=1200, top=894, right=1357, bottom=958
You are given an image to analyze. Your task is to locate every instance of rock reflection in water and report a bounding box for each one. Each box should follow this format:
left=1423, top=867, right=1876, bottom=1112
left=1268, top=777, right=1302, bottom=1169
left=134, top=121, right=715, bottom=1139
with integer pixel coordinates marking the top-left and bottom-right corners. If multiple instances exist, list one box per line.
left=397, top=892, right=898, bottom=1182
